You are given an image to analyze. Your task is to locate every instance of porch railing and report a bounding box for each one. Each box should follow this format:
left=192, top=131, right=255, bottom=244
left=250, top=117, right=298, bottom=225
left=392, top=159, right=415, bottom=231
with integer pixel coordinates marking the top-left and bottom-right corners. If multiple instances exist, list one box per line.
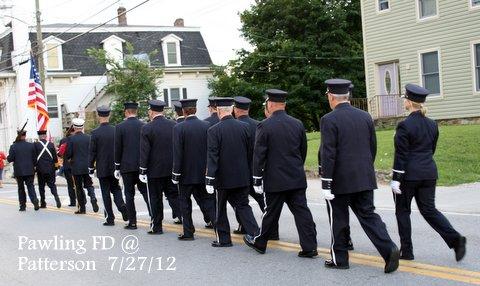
left=368, top=94, right=405, bottom=119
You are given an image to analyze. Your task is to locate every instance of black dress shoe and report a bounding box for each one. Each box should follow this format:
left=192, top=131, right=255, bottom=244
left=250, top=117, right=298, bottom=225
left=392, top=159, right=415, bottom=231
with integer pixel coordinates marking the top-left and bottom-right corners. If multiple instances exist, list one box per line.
left=124, top=224, right=137, bottom=230
left=204, top=222, right=213, bottom=229
left=40, top=201, right=47, bottom=208
left=454, top=236, right=466, bottom=262
left=34, top=202, right=40, bottom=211
left=243, top=235, right=265, bottom=254
left=384, top=247, right=400, bottom=274
left=347, top=239, right=354, bottom=251
left=75, top=210, right=86, bottom=214
left=55, top=197, right=61, bottom=208
left=212, top=241, right=233, bottom=247
left=298, top=250, right=318, bottom=258
left=121, top=210, right=129, bottom=222
left=233, top=227, right=246, bottom=235
left=178, top=234, right=194, bottom=241
left=324, top=260, right=349, bottom=269
left=91, top=199, right=99, bottom=213
left=268, top=235, right=280, bottom=241
left=103, top=221, right=115, bottom=226
left=68, top=203, right=76, bottom=207
left=400, top=251, right=414, bottom=260
left=19, top=206, right=26, bottom=212
left=148, top=230, right=163, bottom=235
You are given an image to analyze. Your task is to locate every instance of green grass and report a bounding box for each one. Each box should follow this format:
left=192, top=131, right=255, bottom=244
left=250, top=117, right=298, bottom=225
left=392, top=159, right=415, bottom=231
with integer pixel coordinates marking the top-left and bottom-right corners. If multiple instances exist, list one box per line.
left=306, top=124, right=480, bottom=186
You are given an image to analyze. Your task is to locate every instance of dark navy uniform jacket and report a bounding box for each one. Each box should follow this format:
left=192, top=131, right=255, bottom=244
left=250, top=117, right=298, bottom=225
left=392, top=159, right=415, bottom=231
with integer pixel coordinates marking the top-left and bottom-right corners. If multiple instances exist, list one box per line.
left=253, top=110, right=308, bottom=193
left=319, top=103, right=377, bottom=194
left=89, top=123, right=116, bottom=178
left=7, top=141, right=36, bottom=177
left=237, top=115, right=259, bottom=157
left=140, top=115, right=176, bottom=178
left=34, top=140, right=57, bottom=175
left=59, top=137, right=71, bottom=170
left=204, top=112, right=219, bottom=127
left=114, top=117, right=145, bottom=174
left=66, top=132, right=91, bottom=176
left=207, top=115, right=252, bottom=189
left=393, top=111, right=439, bottom=181
left=172, top=115, right=210, bottom=185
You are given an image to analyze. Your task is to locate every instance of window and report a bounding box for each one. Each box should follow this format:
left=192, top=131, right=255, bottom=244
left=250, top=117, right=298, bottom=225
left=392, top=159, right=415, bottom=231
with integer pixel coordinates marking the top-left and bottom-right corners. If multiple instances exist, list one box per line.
left=167, top=43, right=177, bottom=65
left=45, top=43, right=60, bottom=70
left=161, top=34, right=182, bottom=67
left=43, top=36, right=64, bottom=70
left=378, top=0, right=389, bottom=11
left=421, top=51, right=440, bottom=95
left=418, top=0, right=437, bottom=19
left=475, top=44, right=480, bottom=92
left=163, top=88, right=187, bottom=106
left=47, top=94, right=59, bottom=118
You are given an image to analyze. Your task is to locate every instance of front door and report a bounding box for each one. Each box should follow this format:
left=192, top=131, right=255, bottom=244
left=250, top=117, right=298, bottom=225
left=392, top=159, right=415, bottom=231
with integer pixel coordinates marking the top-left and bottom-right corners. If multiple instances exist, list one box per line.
left=377, top=62, right=401, bottom=117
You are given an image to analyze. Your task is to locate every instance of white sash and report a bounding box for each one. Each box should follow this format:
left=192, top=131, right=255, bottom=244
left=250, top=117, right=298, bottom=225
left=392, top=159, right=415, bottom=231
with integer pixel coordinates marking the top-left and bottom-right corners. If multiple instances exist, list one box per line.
left=37, top=140, right=53, bottom=161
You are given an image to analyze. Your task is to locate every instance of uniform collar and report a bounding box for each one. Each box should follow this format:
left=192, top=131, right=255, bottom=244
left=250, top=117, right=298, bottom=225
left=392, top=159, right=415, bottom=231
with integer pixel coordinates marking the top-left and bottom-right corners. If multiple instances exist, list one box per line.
left=272, top=110, right=286, bottom=116
left=100, top=122, right=110, bottom=126
left=186, top=115, right=197, bottom=120
left=126, top=116, right=137, bottom=121
left=153, top=114, right=164, bottom=120
left=335, top=102, right=350, bottom=109
left=221, top=115, right=234, bottom=121
left=177, top=116, right=185, bottom=120
left=237, top=115, right=249, bottom=120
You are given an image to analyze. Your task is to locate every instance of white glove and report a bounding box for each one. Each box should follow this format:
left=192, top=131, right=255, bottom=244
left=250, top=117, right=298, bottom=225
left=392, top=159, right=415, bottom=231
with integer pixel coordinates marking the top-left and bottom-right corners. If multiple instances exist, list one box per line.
left=254, top=185, right=264, bottom=195
left=139, top=174, right=148, bottom=184
left=89, top=173, right=95, bottom=179
left=322, top=189, right=335, bottom=201
left=114, top=170, right=121, bottom=180
left=206, top=185, right=215, bottom=194
left=391, top=180, right=402, bottom=195
left=172, top=179, right=179, bottom=185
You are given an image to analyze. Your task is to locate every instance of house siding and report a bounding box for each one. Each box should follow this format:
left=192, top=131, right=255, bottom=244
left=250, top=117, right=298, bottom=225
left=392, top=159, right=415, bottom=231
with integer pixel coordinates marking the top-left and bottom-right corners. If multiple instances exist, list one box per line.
left=361, top=0, right=480, bottom=119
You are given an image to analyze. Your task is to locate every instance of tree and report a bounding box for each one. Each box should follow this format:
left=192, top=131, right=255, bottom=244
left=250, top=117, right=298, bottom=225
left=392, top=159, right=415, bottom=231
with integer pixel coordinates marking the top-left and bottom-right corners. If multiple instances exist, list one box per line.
left=208, top=0, right=364, bottom=130
left=87, top=43, right=164, bottom=124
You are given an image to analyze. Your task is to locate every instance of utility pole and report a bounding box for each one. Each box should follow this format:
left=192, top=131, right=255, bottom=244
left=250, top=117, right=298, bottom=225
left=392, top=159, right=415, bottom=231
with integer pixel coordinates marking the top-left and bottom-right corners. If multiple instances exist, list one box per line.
left=35, top=0, right=45, bottom=90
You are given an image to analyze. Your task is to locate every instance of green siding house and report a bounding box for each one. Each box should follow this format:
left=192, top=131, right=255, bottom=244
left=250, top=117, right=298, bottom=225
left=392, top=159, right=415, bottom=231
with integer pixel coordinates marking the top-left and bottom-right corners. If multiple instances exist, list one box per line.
left=361, top=0, right=480, bottom=119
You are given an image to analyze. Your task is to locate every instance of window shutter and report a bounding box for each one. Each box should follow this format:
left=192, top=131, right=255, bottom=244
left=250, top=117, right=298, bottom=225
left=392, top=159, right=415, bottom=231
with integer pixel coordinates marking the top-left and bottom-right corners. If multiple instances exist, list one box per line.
left=182, top=88, right=187, bottom=99
left=163, top=89, right=169, bottom=105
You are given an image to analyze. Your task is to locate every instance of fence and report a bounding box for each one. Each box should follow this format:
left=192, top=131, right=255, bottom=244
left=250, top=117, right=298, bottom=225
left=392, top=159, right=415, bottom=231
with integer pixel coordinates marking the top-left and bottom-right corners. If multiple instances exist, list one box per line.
left=368, top=94, right=405, bottom=119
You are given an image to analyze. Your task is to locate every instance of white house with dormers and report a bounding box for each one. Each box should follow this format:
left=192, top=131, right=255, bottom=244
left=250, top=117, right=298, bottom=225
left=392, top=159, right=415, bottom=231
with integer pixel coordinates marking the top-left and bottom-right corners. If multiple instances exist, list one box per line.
left=0, top=7, right=214, bottom=152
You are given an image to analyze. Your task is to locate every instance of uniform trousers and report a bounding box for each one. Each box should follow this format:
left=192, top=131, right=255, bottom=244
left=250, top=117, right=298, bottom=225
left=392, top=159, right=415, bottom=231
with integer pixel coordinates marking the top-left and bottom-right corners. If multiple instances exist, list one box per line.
left=192, top=190, right=212, bottom=223
left=122, top=171, right=150, bottom=225
left=64, top=168, right=76, bottom=204
left=216, top=187, right=259, bottom=244
left=73, top=174, right=97, bottom=211
left=147, top=177, right=181, bottom=232
left=254, top=188, right=317, bottom=251
left=37, top=172, right=59, bottom=203
left=394, top=180, right=461, bottom=254
left=178, top=184, right=216, bottom=237
left=17, top=175, right=38, bottom=207
left=99, top=176, right=127, bottom=223
left=326, top=190, right=396, bottom=266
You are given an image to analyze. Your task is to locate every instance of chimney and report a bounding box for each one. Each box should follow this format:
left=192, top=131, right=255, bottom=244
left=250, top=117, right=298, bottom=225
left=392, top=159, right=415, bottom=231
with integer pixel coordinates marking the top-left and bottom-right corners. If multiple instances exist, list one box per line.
left=117, top=6, right=127, bottom=26
left=174, top=18, right=184, bottom=27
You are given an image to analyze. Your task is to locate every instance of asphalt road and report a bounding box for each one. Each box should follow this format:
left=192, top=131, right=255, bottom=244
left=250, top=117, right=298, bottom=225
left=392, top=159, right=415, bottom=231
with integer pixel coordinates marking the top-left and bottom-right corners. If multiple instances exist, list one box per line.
left=0, top=180, right=479, bottom=286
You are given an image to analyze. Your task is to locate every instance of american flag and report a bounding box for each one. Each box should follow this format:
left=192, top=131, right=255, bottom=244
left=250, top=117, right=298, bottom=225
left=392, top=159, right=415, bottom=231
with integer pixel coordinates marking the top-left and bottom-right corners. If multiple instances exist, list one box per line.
left=27, top=58, right=49, bottom=131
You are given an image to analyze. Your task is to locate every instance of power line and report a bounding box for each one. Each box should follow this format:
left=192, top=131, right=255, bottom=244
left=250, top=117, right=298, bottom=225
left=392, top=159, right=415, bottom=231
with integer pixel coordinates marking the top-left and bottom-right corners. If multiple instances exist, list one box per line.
left=0, top=0, right=153, bottom=73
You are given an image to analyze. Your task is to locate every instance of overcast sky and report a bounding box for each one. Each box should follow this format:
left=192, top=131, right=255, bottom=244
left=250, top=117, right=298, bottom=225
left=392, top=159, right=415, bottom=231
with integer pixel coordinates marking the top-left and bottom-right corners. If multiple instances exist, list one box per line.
left=6, top=0, right=255, bottom=65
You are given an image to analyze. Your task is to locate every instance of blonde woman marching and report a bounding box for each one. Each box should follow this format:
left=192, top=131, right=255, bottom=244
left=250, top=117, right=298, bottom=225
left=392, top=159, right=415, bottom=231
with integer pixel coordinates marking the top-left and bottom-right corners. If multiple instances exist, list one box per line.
left=391, top=84, right=466, bottom=261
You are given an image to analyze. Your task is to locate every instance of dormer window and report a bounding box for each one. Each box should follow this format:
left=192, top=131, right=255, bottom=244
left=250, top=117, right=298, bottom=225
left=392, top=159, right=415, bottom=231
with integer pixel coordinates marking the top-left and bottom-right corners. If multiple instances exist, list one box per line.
left=43, top=36, right=64, bottom=71
left=101, top=35, right=126, bottom=70
left=161, top=34, right=182, bottom=67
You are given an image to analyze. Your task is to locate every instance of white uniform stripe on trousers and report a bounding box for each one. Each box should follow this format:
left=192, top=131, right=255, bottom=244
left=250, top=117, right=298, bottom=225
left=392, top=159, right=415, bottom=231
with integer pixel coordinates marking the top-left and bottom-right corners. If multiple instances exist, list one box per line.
left=145, top=180, right=154, bottom=231
left=214, top=189, right=219, bottom=242
left=326, top=200, right=337, bottom=265
left=253, top=192, right=267, bottom=243
left=104, top=209, right=108, bottom=223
